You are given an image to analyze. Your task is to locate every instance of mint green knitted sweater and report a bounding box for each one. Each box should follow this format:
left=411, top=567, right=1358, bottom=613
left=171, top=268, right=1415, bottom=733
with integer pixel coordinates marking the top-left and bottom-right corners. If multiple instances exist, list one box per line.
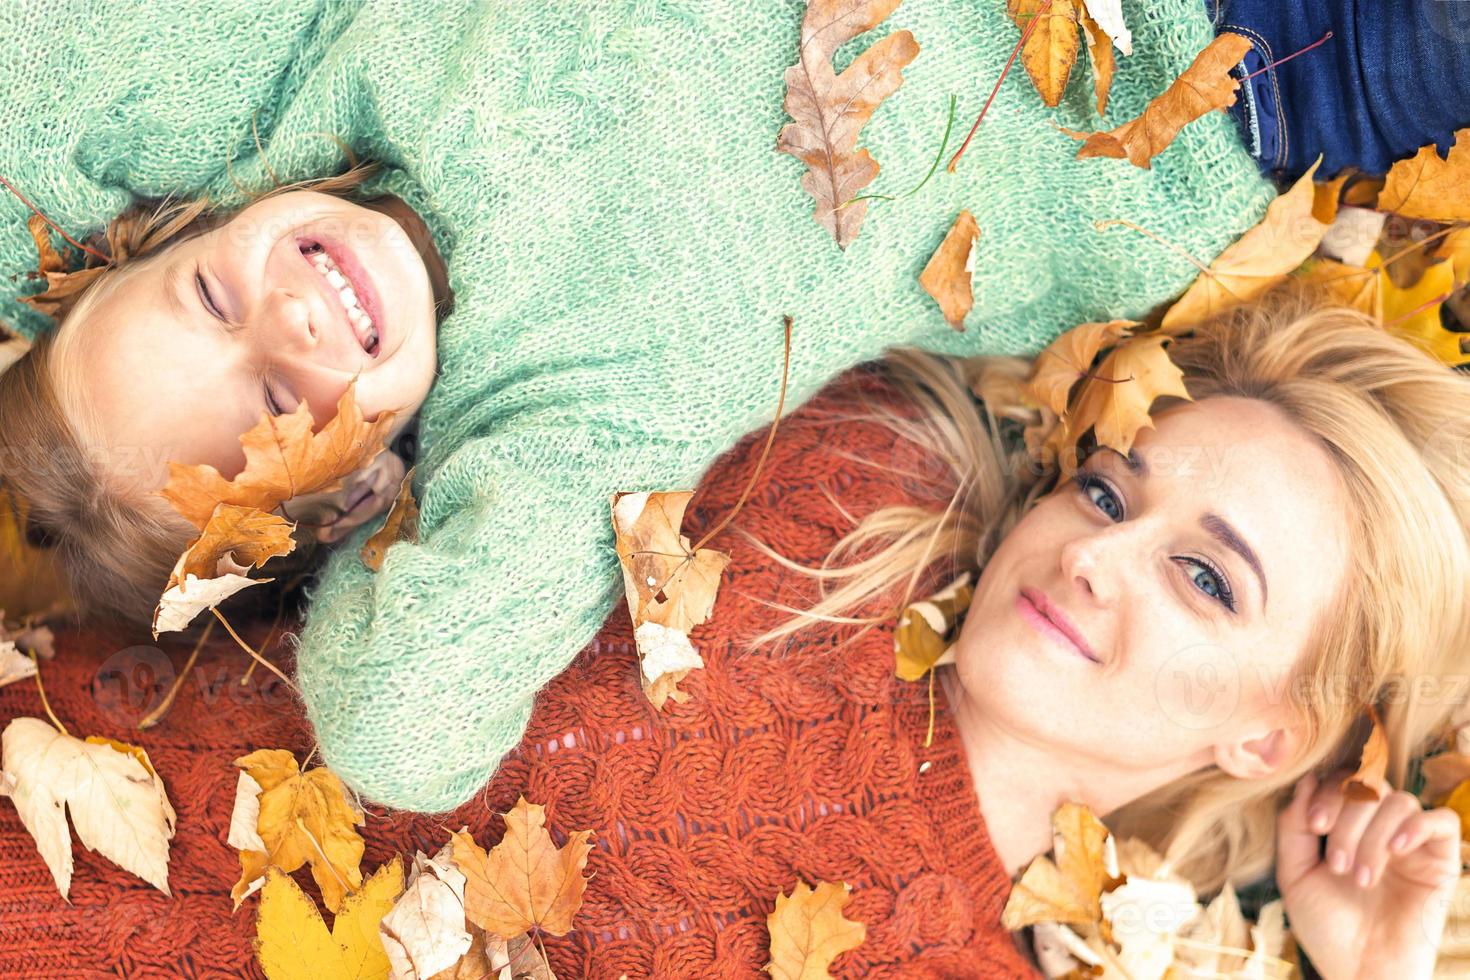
left=2, top=0, right=1272, bottom=811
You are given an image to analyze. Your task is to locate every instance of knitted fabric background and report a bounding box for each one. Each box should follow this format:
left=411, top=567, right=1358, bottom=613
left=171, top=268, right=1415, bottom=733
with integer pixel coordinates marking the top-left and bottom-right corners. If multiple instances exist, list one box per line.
left=0, top=0, right=1274, bottom=810
left=0, top=366, right=1039, bottom=978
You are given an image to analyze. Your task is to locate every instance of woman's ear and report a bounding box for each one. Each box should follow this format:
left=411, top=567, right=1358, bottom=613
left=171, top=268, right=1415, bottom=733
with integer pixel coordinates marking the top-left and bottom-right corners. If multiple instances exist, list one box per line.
left=1214, top=720, right=1305, bottom=780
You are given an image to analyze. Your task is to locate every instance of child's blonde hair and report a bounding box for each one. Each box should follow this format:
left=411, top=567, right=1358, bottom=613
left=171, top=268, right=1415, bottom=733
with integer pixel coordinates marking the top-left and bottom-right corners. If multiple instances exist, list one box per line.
left=739, top=287, right=1470, bottom=897
left=0, top=153, right=388, bottom=636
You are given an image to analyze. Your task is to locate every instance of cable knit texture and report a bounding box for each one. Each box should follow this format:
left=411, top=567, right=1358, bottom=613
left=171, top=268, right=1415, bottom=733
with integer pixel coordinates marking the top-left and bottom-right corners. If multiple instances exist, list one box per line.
left=0, top=0, right=1273, bottom=811
left=0, top=368, right=1040, bottom=978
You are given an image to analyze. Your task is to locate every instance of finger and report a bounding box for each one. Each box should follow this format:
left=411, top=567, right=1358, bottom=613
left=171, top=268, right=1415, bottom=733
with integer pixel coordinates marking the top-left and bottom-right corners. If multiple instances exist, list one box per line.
left=1277, top=771, right=1324, bottom=891
left=1305, top=768, right=1353, bottom=836
left=1386, top=808, right=1464, bottom=888
left=1326, top=792, right=1384, bottom=879
left=1351, top=791, right=1423, bottom=889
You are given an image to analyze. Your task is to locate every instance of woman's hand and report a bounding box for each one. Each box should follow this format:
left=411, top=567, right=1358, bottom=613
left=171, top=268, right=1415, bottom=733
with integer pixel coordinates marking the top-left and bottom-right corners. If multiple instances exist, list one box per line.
left=280, top=450, right=409, bottom=546
left=1276, top=768, right=1463, bottom=979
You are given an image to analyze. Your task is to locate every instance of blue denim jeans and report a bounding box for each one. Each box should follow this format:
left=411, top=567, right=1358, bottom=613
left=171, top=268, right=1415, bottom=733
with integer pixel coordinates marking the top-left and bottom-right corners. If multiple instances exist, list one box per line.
left=1207, top=0, right=1470, bottom=178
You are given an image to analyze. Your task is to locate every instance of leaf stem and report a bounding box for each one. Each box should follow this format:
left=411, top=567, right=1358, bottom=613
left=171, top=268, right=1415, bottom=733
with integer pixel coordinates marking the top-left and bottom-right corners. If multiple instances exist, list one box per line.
left=948, top=0, right=1054, bottom=173
left=838, top=93, right=958, bottom=210
left=0, top=173, right=112, bottom=265
left=1239, top=30, right=1334, bottom=83
left=139, top=618, right=217, bottom=730
left=1094, top=219, right=1213, bottom=275
left=211, top=607, right=299, bottom=695
left=26, top=648, right=67, bottom=736
left=688, top=314, right=793, bottom=555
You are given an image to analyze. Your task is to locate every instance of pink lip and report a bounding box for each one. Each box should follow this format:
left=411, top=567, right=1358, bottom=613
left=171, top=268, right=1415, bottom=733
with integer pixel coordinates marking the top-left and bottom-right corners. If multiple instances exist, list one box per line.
left=1018, top=588, right=1100, bottom=663
left=297, top=236, right=386, bottom=360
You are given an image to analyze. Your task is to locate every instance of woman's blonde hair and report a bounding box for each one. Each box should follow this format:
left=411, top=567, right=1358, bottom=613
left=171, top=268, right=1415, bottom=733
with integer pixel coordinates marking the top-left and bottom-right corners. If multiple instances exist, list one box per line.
left=0, top=149, right=389, bottom=636
left=739, top=287, right=1470, bottom=897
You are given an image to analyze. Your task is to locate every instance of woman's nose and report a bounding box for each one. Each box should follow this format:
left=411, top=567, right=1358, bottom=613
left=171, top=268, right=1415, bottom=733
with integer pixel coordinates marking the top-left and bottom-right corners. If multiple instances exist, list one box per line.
left=1059, top=527, right=1132, bottom=606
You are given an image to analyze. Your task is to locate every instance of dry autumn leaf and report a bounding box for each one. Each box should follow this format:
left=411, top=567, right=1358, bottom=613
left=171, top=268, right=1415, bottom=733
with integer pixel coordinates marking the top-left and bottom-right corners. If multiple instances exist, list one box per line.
left=231, top=748, right=367, bottom=915
left=1024, top=319, right=1137, bottom=418
left=378, top=842, right=473, bottom=980
left=1161, top=160, right=1336, bottom=332
left=893, top=571, right=973, bottom=681
left=1342, top=705, right=1389, bottom=802
left=0, top=716, right=176, bottom=899
left=1009, top=0, right=1081, bottom=108
left=13, top=214, right=110, bottom=320
left=1063, top=32, right=1252, bottom=169
left=919, top=210, right=980, bottom=330
left=1002, top=801, right=1118, bottom=930
left=776, top=0, right=919, bottom=249
left=152, top=503, right=295, bottom=637
left=610, top=490, right=731, bottom=710
left=1082, top=0, right=1131, bottom=56
left=1079, top=7, right=1117, bottom=116
left=361, top=464, right=420, bottom=572
left=451, top=797, right=594, bottom=940
left=1295, top=256, right=1382, bottom=319
left=161, top=379, right=396, bottom=530
left=153, top=378, right=394, bottom=634
left=1381, top=257, right=1468, bottom=367
left=254, top=856, right=404, bottom=980
left=1379, top=128, right=1470, bottom=223
left=765, top=879, right=866, bottom=980
left=1066, top=332, right=1192, bottom=459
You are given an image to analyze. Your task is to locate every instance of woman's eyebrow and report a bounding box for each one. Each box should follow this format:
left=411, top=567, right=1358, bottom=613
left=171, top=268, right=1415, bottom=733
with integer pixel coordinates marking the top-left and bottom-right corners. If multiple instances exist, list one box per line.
left=1102, top=445, right=1268, bottom=611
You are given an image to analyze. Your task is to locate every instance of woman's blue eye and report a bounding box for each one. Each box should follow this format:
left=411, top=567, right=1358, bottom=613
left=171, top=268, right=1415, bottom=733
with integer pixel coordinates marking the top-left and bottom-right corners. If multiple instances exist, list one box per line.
left=1068, top=471, right=1237, bottom=612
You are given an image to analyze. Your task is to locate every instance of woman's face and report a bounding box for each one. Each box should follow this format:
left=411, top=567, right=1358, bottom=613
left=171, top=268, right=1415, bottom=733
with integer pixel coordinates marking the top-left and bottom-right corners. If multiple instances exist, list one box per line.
left=954, top=395, right=1351, bottom=778
left=53, top=190, right=448, bottom=493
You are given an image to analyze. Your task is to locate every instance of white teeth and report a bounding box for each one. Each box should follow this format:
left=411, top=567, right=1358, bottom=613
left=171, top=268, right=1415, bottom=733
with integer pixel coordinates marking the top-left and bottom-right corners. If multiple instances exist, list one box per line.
left=307, top=246, right=376, bottom=351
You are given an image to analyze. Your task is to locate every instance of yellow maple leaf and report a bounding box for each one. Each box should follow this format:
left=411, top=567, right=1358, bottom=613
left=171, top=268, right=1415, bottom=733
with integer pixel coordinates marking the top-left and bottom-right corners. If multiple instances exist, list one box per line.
left=1382, top=257, right=1466, bottom=367
left=765, top=879, right=867, bottom=980
left=1066, top=333, right=1192, bottom=459
left=1001, top=801, right=1118, bottom=930
left=1162, top=160, right=1336, bottom=331
left=1379, top=128, right=1470, bottom=223
left=451, top=797, right=594, bottom=939
left=1435, top=227, right=1470, bottom=287
left=1009, top=0, right=1081, bottom=108
left=1063, top=32, right=1252, bottom=169
left=919, top=209, right=981, bottom=331
left=232, top=749, right=366, bottom=915
left=776, top=0, right=920, bottom=249
left=1024, top=320, right=1137, bottom=419
left=1294, top=256, right=1382, bottom=319
left=254, top=856, right=404, bottom=980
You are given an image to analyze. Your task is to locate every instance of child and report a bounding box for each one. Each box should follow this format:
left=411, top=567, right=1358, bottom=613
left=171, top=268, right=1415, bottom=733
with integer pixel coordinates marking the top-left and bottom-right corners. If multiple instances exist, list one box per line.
left=0, top=157, right=453, bottom=628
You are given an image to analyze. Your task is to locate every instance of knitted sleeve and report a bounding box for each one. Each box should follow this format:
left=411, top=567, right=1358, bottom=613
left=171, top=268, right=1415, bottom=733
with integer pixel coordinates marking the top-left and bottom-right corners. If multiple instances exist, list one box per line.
left=0, top=0, right=1273, bottom=810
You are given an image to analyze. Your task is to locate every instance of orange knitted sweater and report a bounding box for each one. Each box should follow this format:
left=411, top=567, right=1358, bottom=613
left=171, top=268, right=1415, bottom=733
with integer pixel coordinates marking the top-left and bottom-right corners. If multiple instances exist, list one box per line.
left=0, top=364, right=1040, bottom=978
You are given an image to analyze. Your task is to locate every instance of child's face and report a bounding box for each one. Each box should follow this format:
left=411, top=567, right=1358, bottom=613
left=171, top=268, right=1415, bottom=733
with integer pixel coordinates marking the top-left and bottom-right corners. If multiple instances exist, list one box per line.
left=53, top=190, right=444, bottom=495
